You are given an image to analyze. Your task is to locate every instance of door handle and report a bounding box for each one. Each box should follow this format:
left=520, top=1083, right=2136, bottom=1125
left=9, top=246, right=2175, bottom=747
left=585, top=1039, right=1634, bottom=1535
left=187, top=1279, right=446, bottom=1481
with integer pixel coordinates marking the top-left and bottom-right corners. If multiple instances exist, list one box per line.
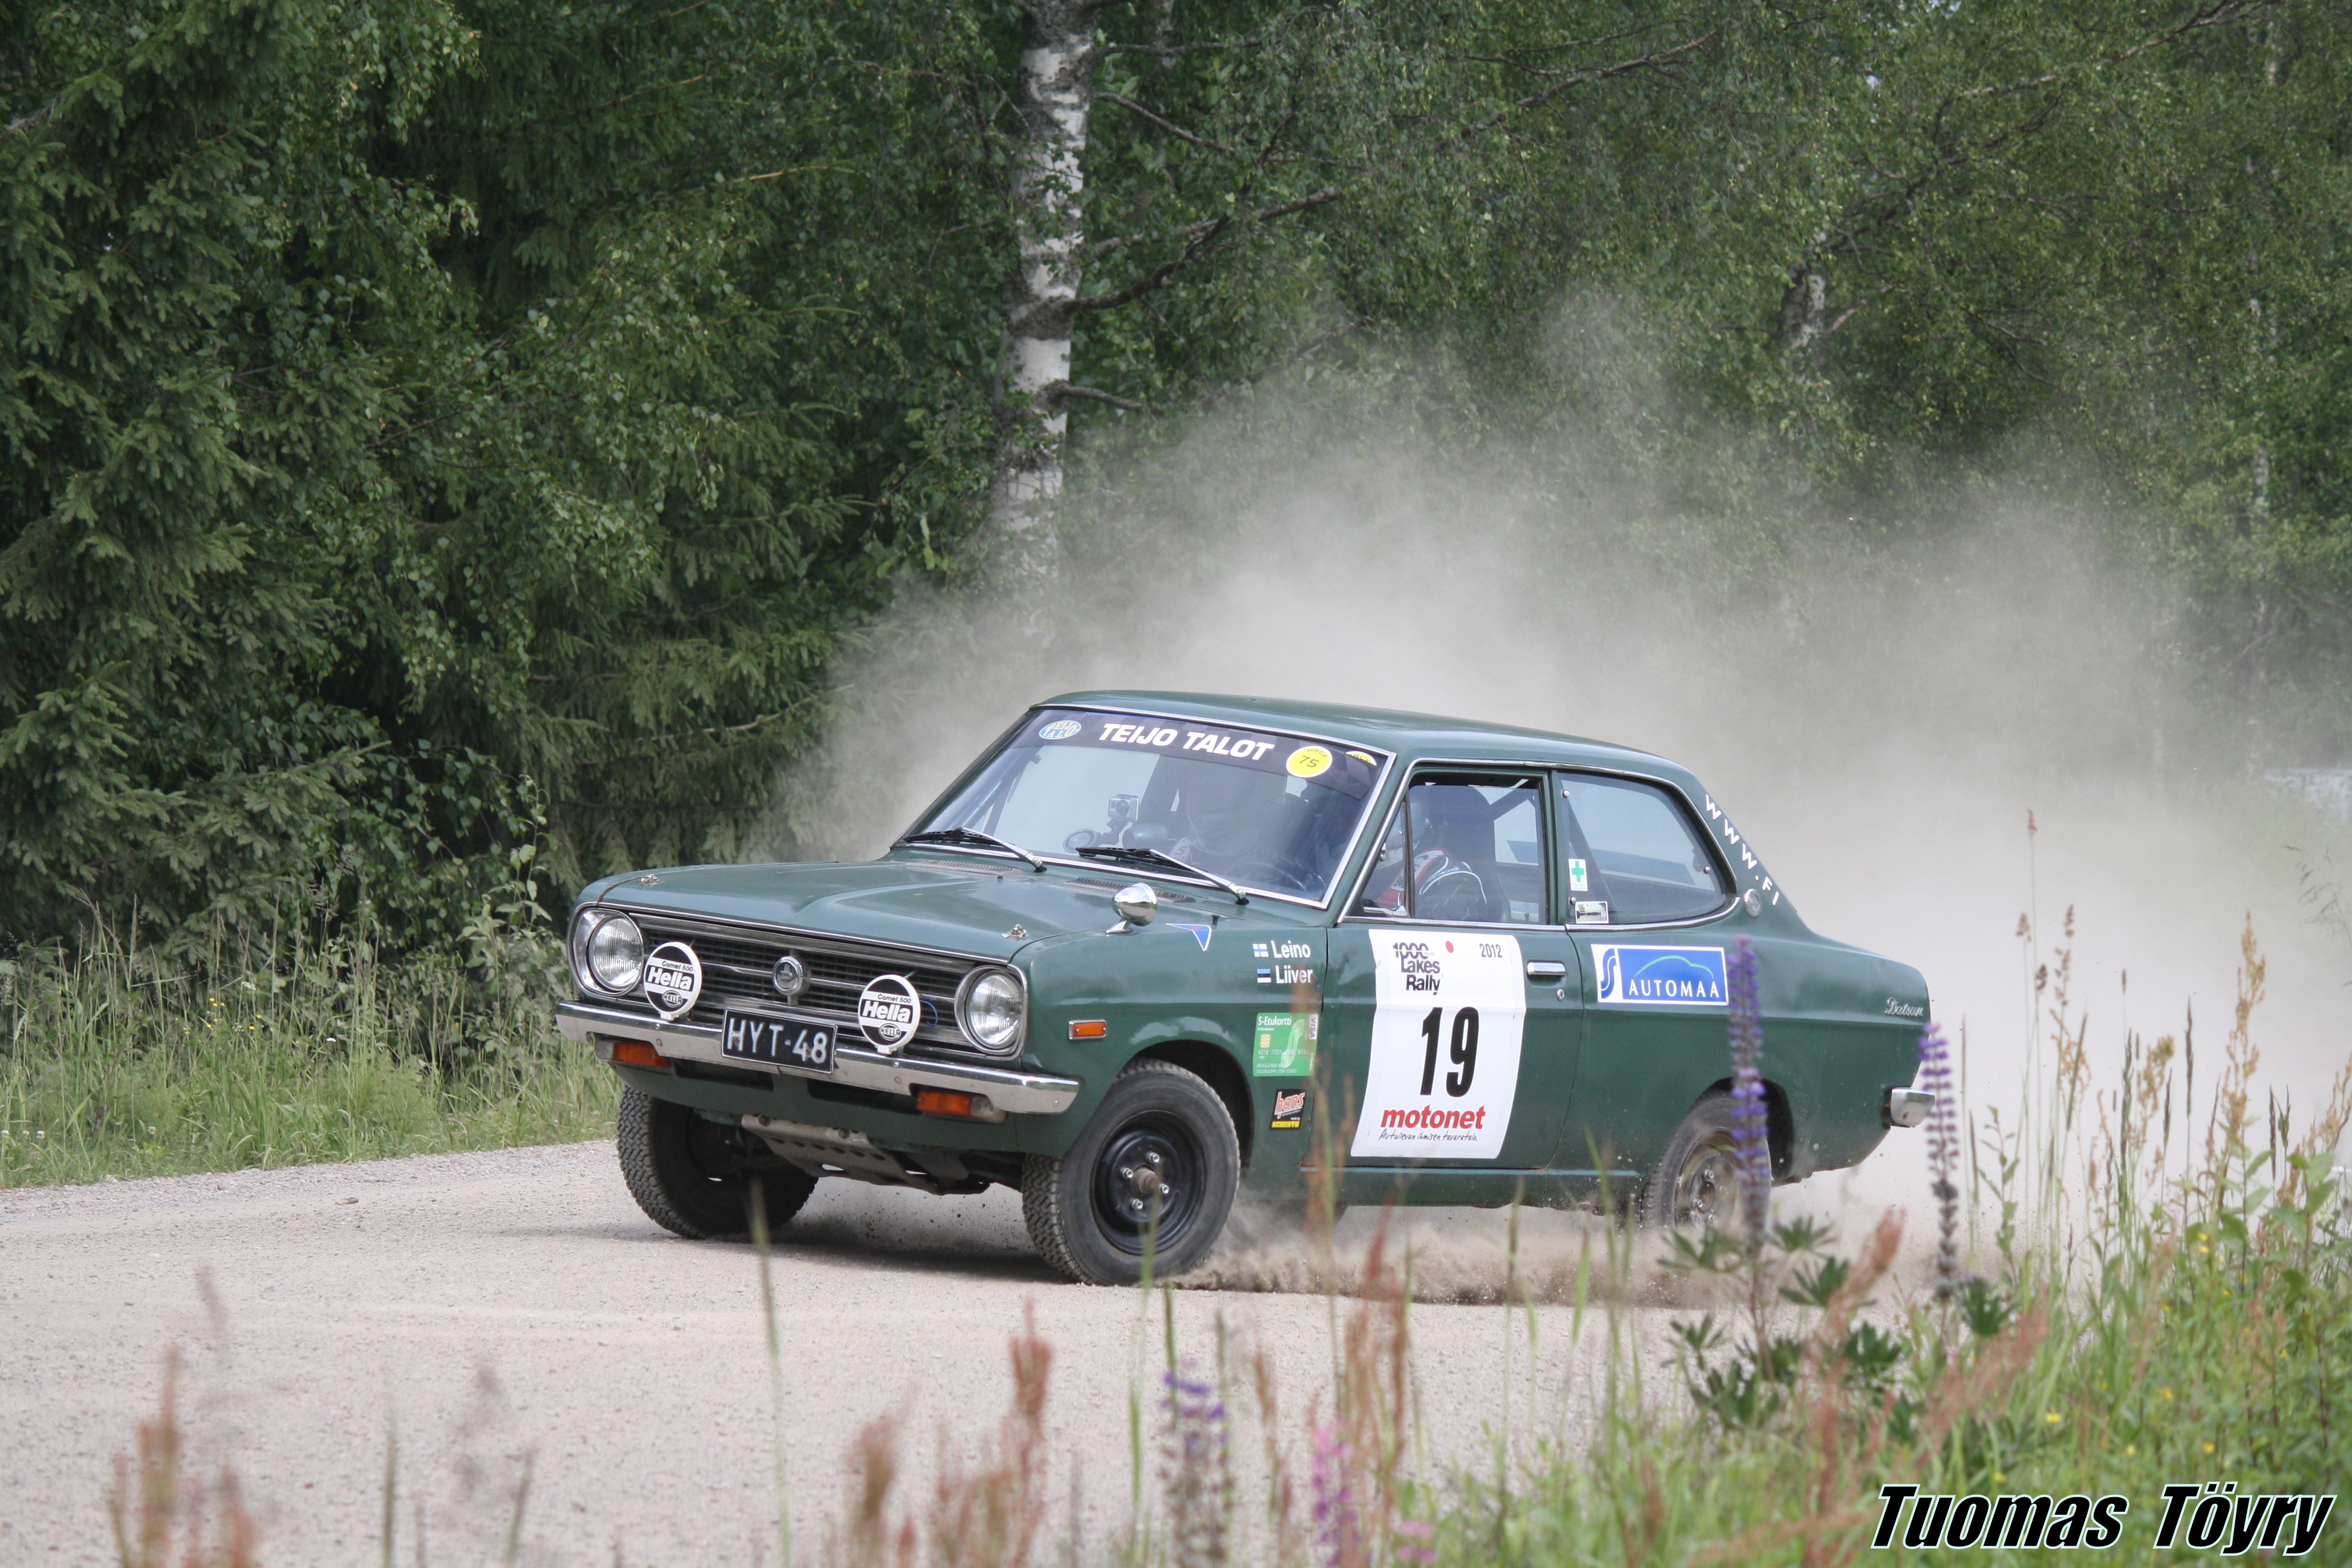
left=1524, top=961, right=1568, bottom=981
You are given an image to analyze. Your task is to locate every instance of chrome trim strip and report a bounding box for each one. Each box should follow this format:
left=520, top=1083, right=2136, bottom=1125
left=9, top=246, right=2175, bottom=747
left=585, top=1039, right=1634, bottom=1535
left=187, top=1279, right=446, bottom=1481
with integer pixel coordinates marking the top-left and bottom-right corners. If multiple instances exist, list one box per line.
left=557, top=999, right=1080, bottom=1114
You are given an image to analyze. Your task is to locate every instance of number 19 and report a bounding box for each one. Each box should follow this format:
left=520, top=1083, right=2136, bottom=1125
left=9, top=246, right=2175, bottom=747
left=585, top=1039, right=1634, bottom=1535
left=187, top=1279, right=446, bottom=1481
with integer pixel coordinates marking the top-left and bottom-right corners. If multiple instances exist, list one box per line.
left=1417, top=1006, right=1479, bottom=1097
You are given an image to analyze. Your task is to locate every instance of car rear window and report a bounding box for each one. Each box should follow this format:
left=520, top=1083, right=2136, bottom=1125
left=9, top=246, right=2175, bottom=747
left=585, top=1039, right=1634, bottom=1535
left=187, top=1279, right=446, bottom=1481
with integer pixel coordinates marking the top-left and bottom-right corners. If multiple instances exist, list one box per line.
left=1557, top=774, right=1728, bottom=924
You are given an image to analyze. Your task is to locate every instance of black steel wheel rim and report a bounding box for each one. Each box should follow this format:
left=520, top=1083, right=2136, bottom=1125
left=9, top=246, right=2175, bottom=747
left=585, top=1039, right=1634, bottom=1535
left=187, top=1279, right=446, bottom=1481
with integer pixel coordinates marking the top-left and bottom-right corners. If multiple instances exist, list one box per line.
left=1673, top=1132, right=1740, bottom=1229
left=1091, top=1113, right=1206, bottom=1255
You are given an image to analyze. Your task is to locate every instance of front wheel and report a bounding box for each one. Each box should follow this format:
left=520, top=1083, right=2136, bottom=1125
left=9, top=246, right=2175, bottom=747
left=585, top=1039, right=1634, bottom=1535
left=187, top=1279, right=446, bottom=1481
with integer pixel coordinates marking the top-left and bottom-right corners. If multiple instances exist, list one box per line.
left=1636, top=1089, right=1749, bottom=1231
left=1024, top=1060, right=1240, bottom=1284
left=618, top=1086, right=817, bottom=1240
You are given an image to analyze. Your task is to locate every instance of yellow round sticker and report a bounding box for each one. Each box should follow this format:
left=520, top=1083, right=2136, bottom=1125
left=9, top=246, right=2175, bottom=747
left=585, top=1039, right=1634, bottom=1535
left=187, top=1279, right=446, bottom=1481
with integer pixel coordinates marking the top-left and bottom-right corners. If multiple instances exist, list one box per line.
left=1286, top=745, right=1333, bottom=779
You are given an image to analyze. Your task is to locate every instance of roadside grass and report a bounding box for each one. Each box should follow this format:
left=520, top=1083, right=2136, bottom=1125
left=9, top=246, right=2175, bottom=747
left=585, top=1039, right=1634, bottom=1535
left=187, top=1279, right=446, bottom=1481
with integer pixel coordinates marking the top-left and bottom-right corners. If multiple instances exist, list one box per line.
left=1, top=925, right=613, bottom=1188
left=94, top=919, right=2352, bottom=1566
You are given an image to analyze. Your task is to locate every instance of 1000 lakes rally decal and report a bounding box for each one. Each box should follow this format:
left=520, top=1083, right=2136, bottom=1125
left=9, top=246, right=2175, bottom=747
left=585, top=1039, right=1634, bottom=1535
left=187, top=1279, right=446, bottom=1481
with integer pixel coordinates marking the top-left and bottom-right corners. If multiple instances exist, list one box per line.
left=1350, top=930, right=1526, bottom=1161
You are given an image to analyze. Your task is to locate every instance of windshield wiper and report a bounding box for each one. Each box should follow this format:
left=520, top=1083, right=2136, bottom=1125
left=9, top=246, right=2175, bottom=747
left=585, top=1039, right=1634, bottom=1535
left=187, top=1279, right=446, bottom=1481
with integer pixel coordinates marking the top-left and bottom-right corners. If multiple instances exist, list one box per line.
left=1075, top=844, right=1249, bottom=904
left=898, top=827, right=1047, bottom=872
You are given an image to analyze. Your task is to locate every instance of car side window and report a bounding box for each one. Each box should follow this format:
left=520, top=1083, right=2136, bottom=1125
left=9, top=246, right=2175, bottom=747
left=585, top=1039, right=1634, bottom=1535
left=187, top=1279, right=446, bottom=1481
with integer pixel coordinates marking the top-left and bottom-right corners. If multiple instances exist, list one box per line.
left=1356, top=773, right=1547, bottom=923
left=1556, top=773, right=1728, bottom=924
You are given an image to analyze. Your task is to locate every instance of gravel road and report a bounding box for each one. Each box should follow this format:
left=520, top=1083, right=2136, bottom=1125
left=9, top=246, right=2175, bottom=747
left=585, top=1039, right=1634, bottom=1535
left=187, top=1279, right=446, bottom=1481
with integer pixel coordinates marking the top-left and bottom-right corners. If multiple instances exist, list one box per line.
left=0, top=1143, right=1681, bottom=1567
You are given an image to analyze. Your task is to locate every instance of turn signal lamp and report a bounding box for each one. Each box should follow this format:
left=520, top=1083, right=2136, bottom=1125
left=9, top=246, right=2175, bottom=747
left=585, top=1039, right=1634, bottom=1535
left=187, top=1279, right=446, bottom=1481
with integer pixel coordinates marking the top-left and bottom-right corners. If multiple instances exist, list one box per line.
left=608, top=1039, right=670, bottom=1069
left=1068, top=1019, right=1109, bottom=1040
left=915, top=1088, right=1002, bottom=1122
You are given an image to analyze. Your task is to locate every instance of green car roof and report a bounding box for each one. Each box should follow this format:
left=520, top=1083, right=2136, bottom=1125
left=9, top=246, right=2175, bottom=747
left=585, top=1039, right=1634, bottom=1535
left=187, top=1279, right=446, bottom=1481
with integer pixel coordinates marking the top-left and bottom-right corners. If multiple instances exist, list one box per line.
left=1044, top=690, right=1677, bottom=773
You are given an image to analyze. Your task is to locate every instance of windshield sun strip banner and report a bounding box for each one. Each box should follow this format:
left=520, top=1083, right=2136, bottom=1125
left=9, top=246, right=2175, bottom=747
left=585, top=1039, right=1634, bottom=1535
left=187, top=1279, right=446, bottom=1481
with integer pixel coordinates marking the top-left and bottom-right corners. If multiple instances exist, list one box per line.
left=968, top=705, right=1397, bottom=909
left=1026, top=710, right=1387, bottom=801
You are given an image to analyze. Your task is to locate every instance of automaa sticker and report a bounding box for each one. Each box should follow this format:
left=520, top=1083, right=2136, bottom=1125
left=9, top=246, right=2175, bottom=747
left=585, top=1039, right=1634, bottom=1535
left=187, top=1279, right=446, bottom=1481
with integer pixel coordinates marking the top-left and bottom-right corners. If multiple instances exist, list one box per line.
left=1592, top=944, right=1726, bottom=1007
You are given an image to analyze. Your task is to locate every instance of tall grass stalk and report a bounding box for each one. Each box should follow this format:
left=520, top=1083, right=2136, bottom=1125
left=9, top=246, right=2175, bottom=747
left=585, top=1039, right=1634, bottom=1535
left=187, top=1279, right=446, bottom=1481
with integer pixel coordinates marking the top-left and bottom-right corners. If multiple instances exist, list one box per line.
left=381, top=1406, right=400, bottom=1568
left=1, top=921, right=613, bottom=1186
left=753, top=1182, right=795, bottom=1568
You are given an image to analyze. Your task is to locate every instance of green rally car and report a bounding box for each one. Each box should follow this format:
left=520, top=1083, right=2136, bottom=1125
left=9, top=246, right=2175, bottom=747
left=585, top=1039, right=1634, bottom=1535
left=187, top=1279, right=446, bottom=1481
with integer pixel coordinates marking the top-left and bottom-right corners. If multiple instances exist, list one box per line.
left=555, top=693, right=1936, bottom=1284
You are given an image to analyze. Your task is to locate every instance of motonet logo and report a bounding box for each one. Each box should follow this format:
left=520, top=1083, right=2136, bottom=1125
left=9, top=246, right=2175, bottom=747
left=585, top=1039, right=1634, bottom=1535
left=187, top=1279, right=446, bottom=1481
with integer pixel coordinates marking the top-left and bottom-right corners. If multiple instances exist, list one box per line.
left=1380, top=1105, right=1488, bottom=1131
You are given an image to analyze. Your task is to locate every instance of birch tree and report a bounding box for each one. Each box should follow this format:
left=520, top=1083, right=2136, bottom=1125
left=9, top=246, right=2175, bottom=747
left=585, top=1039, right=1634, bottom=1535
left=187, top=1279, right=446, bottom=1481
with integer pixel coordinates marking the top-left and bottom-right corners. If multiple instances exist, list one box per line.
left=993, top=0, right=1119, bottom=580
left=980, top=1, right=1712, bottom=579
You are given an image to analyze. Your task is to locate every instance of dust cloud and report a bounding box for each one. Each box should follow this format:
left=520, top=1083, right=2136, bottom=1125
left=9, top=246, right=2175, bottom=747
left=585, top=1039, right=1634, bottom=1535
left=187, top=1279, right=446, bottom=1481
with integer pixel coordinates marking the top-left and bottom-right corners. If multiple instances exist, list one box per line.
left=765, top=394, right=2352, bottom=1287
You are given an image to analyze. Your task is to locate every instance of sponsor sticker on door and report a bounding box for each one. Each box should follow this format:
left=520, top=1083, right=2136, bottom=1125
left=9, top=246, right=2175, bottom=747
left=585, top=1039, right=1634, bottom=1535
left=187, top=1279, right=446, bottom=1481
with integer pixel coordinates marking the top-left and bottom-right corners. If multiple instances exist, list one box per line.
left=1591, top=944, right=1727, bottom=1007
left=1350, top=930, right=1526, bottom=1161
left=1253, top=1011, right=1318, bottom=1077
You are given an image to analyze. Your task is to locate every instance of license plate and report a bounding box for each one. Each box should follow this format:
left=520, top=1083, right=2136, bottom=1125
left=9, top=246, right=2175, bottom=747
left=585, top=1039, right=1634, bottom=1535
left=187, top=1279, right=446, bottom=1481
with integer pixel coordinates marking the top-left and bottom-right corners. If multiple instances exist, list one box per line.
left=721, top=1011, right=835, bottom=1074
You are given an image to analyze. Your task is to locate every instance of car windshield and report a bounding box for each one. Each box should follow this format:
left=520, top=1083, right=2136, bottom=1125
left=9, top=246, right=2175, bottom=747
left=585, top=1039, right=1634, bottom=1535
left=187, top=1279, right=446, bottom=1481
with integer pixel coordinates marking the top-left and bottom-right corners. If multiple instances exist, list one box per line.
left=914, top=709, right=1390, bottom=902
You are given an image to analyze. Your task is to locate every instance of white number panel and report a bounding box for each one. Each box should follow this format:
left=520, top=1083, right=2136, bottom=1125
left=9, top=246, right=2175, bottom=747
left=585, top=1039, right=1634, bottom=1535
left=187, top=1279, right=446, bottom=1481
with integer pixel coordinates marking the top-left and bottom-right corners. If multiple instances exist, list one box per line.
left=1349, top=930, right=1526, bottom=1161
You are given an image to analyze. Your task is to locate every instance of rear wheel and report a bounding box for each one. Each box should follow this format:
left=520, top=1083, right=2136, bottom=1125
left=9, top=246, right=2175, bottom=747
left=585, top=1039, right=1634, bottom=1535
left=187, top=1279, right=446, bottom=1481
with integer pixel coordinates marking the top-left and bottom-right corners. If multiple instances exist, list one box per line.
left=1637, top=1090, right=1747, bottom=1231
left=1024, top=1060, right=1240, bottom=1284
left=618, top=1086, right=817, bottom=1239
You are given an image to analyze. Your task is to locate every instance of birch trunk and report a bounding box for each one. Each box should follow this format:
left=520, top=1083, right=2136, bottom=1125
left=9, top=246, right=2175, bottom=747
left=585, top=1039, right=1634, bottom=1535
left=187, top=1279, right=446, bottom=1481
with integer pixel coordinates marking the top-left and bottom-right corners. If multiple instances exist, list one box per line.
left=1779, top=267, right=1827, bottom=370
left=992, top=1, right=1108, bottom=583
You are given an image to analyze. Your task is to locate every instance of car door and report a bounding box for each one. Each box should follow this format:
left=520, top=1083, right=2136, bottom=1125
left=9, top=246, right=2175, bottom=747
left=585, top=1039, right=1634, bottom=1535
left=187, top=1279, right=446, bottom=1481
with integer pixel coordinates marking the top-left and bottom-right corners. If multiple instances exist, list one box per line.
left=1552, top=769, right=1742, bottom=1179
left=1316, top=768, right=1583, bottom=1193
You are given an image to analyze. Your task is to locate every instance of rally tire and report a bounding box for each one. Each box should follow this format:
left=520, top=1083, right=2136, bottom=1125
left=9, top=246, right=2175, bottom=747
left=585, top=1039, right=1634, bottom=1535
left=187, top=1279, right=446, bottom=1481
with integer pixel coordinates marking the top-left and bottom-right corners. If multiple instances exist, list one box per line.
left=1022, top=1059, right=1240, bottom=1285
left=1636, top=1089, right=1746, bottom=1231
left=617, top=1086, right=817, bottom=1240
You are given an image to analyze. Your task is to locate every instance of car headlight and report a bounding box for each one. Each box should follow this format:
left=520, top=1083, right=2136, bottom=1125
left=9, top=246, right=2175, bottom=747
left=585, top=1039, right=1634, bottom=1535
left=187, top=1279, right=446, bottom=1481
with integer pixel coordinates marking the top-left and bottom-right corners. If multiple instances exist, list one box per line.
left=956, top=967, right=1026, bottom=1054
left=572, top=909, right=645, bottom=996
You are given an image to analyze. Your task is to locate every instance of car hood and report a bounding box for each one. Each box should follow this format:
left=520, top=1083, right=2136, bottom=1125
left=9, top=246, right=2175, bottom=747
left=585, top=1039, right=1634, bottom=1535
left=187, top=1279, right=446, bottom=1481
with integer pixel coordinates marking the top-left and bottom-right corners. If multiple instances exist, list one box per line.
left=587, top=856, right=1161, bottom=959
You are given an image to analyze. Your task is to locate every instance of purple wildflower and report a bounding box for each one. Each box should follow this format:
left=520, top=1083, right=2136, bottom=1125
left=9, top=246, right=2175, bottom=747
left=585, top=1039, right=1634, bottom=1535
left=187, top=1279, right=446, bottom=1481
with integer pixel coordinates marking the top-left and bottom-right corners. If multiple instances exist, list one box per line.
left=1917, top=1022, right=1963, bottom=1296
left=1725, top=938, right=1772, bottom=1247
left=1160, top=1362, right=1231, bottom=1568
left=1308, top=1421, right=1360, bottom=1568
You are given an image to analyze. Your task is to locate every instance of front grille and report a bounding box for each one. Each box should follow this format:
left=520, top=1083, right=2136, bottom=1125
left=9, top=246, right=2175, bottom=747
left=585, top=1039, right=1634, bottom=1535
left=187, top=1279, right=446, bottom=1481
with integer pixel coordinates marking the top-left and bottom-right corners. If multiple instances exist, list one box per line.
left=627, top=912, right=993, bottom=1053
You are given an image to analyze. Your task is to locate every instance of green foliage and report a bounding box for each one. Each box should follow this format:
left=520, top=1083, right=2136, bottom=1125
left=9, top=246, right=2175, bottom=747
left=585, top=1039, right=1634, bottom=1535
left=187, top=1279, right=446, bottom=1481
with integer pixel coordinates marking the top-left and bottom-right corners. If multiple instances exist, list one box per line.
left=0, top=0, right=943, bottom=954
left=4, top=0, right=2349, bottom=960
left=1051, top=0, right=2352, bottom=752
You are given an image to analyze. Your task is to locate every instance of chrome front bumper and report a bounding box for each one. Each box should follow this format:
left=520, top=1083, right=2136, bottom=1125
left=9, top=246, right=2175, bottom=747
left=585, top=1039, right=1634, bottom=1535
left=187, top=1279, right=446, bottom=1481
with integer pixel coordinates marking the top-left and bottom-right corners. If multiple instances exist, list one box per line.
left=554, top=999, right=1083, bottom=1116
